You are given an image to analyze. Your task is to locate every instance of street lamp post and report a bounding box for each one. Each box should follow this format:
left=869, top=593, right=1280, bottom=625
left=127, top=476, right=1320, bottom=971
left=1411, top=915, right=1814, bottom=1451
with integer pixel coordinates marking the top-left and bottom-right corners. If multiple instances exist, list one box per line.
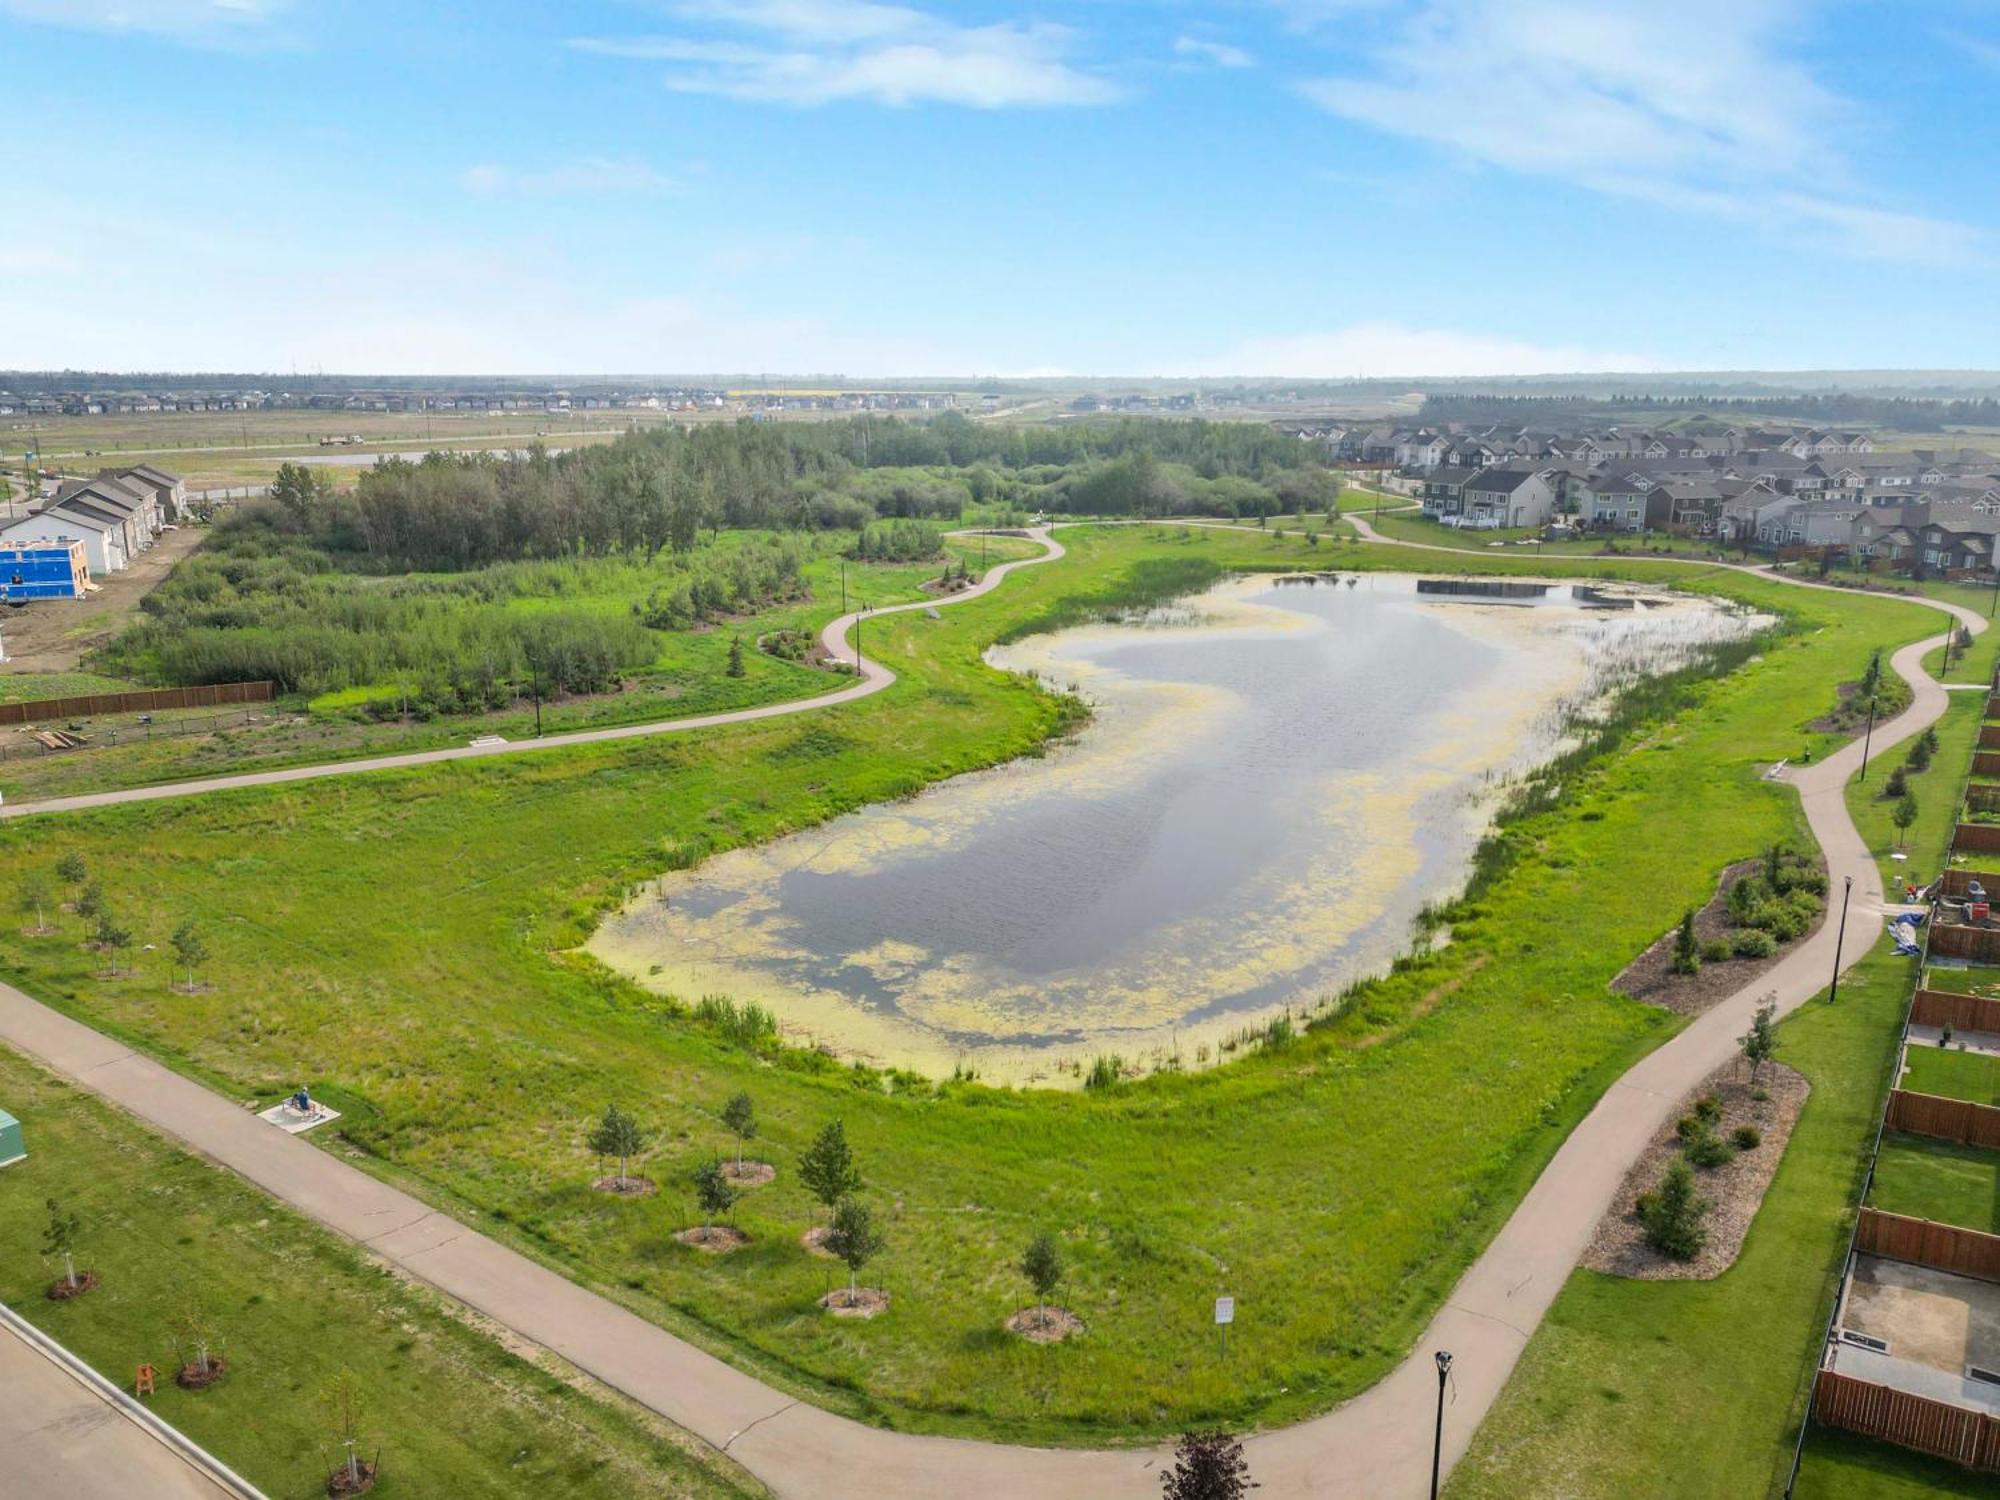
left=1827, top=875, right=1853, bottom=1004
left=1859, top=696, right=1877, bottom=782
left=1430, top=1350, right=1453, bottom=1500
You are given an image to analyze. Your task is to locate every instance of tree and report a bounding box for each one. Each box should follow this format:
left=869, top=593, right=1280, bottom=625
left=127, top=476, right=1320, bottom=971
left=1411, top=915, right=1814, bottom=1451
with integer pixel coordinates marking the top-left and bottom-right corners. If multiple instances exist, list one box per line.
left=721, top=1090, right=757, bottom=1169
left=799, top=1120, right=861, bottom=1220
left=826, top=1196, right=883, bottom=1298
left=321, top=1370, right=367, bottom=1492
left=54, top=850, right=86, bottom=890
left=1640, top=1158, right=1710, bottom=1261
left=1892, top=790, right=1919, bottom=848
left=1670, top=909, right=1700, bottom=975
left=726, top=635, right=746, bottom=678
left=1739, top=1001, right=1778, bottom=1082
left=586, top=1103, right=644, bottom=1185
left=75, top=880, right=105, bottom=920
left=43, top=1198, right=82, bottom=1291
left=1883, top=765, right=1908, bottom=798
left=693, top=1159, right=737, bottom=1231
left=1021, top=1231, right=1063, bottom=1310
left=170, top=918, right=209, bottom=990
left=93, top=912, right=131, bottom=976
left=168, top=1289, right=220, bottom=1381
left=17, top=873, right=49, bottom=933
left=1160, top=1430, right=1255, bottom=1500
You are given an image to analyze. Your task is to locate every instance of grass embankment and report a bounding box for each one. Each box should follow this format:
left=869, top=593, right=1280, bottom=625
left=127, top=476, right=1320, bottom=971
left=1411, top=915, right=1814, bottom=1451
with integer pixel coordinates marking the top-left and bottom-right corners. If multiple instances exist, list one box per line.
left=0, top=524, right=1953, bottom=1443
left=0, top=533, right=1037, bottom=802
left=1448, top=644, right=1979, bottom=1499
left=0, top=1049, right=760, bottom=1498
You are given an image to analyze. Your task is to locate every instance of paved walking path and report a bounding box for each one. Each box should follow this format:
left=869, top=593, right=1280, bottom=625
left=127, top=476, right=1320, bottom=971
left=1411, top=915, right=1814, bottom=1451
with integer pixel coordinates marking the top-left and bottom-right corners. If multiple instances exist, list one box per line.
left=0, top=518, right=1981, bottom=1497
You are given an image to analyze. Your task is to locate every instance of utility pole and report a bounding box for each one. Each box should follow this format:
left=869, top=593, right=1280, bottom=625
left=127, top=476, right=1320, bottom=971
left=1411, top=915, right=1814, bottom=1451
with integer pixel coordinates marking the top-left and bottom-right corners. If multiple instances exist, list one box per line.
left=854, top=612, right=863, bottom=674
left=1827, top=875, right=1853, bottom=1003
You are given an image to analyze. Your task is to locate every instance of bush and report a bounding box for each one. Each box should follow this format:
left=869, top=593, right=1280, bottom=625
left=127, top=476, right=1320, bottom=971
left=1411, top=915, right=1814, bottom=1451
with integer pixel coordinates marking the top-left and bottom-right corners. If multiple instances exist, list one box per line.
left=1731, top=928, right=1776, bottom=958
left=851, top=518, right=944, bottom=563
left=1640, top=1159, right=1710, bottom=1260
left=1674, top=1115, right=1702, bottom=1144
left=1700, top=937, right=1732, bottom=963
left=1732, top=1125, right=1762, bottom=1150
left=1883, top=766, right=1908, bottom=798
left=1694, top=1094, right=1723, bottom=1123
left=1685, top=1128, right=1735, bottom=1169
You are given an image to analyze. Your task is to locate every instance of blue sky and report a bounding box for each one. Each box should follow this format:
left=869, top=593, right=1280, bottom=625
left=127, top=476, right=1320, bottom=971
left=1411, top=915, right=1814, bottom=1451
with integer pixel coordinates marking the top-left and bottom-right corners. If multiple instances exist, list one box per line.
left=4, top=0, right=1999, bottom=377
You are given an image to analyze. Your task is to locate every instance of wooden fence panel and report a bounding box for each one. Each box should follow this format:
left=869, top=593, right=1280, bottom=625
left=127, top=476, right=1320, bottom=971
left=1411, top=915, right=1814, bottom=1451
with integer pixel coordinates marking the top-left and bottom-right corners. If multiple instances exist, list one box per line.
left=1988, top=695, right=2000, bottom=722
left=1884, top=1090, right=2000, bottom=1153
left=1975, top=751, right=2000, bottom=779
left=1940, top=871, right=2000, bottom=901
left=1970, top=785, right=2000, bottom=813
left=1981, top=725, right=2000, bottom=750
left=1926, top=923, right=2000, bottom=963
left=1813, top=1369, right=2000, bottom=1470
left=0, top=681, right=273, bottom=727
left=1953, top=822, right=2000, bottom=856
left=1911, top=989, right=2000, bottom=1034
left=1857, top=1206, right=2000, bottom=1281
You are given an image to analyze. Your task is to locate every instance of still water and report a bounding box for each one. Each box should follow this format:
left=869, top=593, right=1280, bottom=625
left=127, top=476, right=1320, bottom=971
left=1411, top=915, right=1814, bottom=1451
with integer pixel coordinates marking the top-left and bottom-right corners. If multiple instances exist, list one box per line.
left=589, top=574, right=1762, bottom=1083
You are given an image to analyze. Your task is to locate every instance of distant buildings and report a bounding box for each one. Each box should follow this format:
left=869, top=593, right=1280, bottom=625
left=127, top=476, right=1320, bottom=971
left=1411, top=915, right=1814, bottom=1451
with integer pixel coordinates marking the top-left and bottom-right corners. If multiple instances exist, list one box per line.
left=0, top=463, right=180, bottom=578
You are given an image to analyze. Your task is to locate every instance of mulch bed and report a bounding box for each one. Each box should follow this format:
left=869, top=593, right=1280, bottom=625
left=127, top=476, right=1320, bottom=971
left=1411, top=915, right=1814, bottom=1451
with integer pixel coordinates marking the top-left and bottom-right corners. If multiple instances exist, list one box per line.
left=326, top=1460, right=378, bottom=1497
left=592, top=1174, right=657, bottom=1197
left=1612, top=858, right=1823, bottom=1017
left=176, top=1356, right=229, bottom=1390
left=821, top=1287, right=889, bottom=1319
left=721, top=1160, right=775, bottom=1187
left=1006, top=1306, right=1083, bottom=1343
left=45, top=1270, right=99, bottom=1301
left=801, top=1225, right=837, bottom=1258
left=674, top=1225, right=748, bottom=1253
left=1582, top=1059, right=1809, bottom=1280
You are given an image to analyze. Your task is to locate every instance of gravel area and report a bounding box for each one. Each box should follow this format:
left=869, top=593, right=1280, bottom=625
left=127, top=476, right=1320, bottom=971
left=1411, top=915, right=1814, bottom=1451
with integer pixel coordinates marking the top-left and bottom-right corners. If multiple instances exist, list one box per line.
left=1582, top=1059, right=1810, bottom=1280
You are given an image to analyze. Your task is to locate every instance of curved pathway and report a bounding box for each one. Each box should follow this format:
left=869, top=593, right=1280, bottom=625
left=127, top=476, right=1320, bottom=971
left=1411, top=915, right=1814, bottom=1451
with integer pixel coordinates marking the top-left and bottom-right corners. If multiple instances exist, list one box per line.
left=0, top=518, right=1981, bottom=1498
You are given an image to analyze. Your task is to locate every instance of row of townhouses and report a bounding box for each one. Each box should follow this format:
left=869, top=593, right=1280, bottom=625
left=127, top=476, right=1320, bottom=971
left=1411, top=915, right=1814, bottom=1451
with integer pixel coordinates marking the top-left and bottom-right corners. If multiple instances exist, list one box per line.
left=0, top=463, right=188, bottom=576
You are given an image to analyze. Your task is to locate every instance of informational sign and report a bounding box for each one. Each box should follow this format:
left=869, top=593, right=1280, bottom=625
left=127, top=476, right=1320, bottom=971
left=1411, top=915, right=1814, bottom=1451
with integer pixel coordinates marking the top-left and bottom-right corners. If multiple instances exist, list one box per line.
left=1214, top=1296, right=1234, bottom=1325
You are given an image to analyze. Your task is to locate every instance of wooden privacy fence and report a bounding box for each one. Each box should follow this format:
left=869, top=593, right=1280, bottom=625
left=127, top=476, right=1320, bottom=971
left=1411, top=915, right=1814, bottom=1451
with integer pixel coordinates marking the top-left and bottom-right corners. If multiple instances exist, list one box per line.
left=1988, top=694, right=2000, bottom=720
left=1970, top=784, right=2000, bottom=814
left=1856, top=1206, right=2000, bottom=1282
left=1973, top=751, right=2000, bottom=778
left=1813, top=1369, right=2000, bottom=1470
left=1980, top=725, right=2000, bottom=750
left=1885, top=1089, right=2000, bottom=1151
left=1926, top=921, right=2000, bottom=963
left=1941, top=870, right=2000, bottom=901
left=0, top=681, right=272, bottom=727
left=1953, top=822, right=2000, bottom=856
left=1911, top=988, right=2000, bottom=1034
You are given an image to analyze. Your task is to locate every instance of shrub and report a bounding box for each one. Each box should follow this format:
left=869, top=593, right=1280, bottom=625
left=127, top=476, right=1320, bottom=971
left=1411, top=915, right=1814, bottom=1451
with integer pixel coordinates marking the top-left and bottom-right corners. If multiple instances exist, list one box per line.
left=1694, top=1094, right=1723, bottom=1123
left=1640, top=1159, right=1710, bottom=1260
left=1731, top=927, right=1777, bottom=959
left=1084, top=1055, right=1123, bottom=1090
left=1883, top=765, right=1908, bottom=798
left=1686, top=1128, right=1735, bottom=1170
left=1675, top=1115, right=1702, bottom=1144
left=1732, top=1125, right=1763, bottom=1150
left=1671, top=909, right=1700, bottom=975
left=1700, top=938, right=1732, bottom=963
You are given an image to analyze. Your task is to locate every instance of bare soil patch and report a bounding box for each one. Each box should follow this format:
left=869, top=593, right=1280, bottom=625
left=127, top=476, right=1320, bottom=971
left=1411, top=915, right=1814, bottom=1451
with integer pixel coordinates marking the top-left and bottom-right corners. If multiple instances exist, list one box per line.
left=175, top=1356, right=229, bottom=1390
left=721, top=1160, right=775, bottom=1187
left=674, top=1225, right=748, bottom=1253
left=45, top=1270, right=99, bottom=1301
left=1583, top=1059, right=1809, bottom=1280
left=326, top=1460, right=379, bottom=1497
left=1613, top=858, right=1822, bottom=1016
left=170, top=981, right=217, bottom=996
left=0, top=525, right=206, bottom=673
left=592, top=1174, right=656, bottom=1197
left=18, top=924, right=58, bottom=939
left=821, top=1287, right=889, bottom=1318
left=801, top=1225, right=837, bottom=1258
left=1007, top=1306, right=1083, bottom=1343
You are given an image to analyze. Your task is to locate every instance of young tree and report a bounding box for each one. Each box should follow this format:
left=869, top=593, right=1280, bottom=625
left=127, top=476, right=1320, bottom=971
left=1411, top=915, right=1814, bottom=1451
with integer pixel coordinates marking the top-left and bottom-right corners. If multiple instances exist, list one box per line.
left=170, top=918, right=209, bottom=990
left=799, top=1120, right=861, bottom=1220
left=826, top=1196, right=883, bottom=1299
left=693, top=1159, right=737, bottom=1232
left=586, top=1103, right=645, bottom=1186
left=321, top=1370, right=367, bottom=1492
left=1670, top=909, right=1700, bottom=975
left=721, top=1090, right=757, bottom=1170
left=43, top=1198, right=82, bottom=1291
left=1739, top=1001, right=1778, bottom=1083
left=17, top=873, right=49, bottom=933
left=1021, top=1231, right=1063, bottom=1312
left=54, top=850, right=86, bottom=891
left=1883, top=765, right=1908, bottom=798
left=1892, top=790, right=1919, bottom=849
left=1640, top=1159, right=1710, bottom=1261
left=168, top=1289, right=220, bottom=1381
left=726, top=635, right=746, bottom=678
left=75, top=880, right=105, bottom=921
left=1160, top=1430, right=1254, bottom=1500
left=94, top=912, right=131, bottom=976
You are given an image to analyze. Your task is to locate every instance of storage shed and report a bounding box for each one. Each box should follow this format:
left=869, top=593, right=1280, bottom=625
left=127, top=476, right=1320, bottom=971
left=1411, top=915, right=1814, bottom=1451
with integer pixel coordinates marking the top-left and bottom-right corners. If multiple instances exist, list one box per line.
left=0, top=1106, right=23, bottom=1167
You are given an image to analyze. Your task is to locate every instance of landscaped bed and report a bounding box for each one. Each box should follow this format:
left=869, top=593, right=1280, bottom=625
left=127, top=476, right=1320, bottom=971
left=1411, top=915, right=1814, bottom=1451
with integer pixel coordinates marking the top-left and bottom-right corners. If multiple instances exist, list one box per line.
left=1613, top=853, right=1827, bottom=1016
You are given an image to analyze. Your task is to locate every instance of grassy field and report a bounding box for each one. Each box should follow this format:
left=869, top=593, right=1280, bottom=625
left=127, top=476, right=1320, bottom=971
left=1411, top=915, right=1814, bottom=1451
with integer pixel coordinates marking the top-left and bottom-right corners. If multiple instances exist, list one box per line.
left=1866, top=1133, right=2000, bottom=1232
left=1898, top=1043, right=2000, bottom=1104
left=0, top=1047, right=760, bottom=1499
left=1447, top=657, right=1982, bottom=1500
left=0, top=523, right=1954, bottom=1444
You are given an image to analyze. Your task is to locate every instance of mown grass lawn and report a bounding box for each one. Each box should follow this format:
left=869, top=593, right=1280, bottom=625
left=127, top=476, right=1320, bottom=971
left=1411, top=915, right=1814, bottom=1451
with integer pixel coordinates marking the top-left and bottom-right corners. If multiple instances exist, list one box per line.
left=0, top=523, right=1956, bottom=1443
left=1867, top=1133, right=2000, bottom=1233
left=1448, top=655, right=1981, bottom=1499
left=1898, top=1043, right=2000, bottom=1105
left=0, top=1048, right=760, bottom=1499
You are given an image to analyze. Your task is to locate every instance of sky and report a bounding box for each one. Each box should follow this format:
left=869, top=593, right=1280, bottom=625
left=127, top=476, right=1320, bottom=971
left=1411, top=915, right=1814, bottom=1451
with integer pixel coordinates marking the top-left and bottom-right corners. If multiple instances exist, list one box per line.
left=3, top=0, right=1999, bottom=378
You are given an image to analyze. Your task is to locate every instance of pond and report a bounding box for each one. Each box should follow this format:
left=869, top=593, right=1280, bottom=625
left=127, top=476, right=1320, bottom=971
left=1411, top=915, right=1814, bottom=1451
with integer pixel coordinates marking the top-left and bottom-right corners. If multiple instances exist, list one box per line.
left=588, top=573, right=1766, bottom=1085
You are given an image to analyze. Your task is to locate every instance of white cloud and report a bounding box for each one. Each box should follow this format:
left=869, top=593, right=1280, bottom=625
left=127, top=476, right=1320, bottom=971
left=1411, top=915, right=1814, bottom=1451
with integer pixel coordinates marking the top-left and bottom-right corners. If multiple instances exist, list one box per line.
left=460, top=158, right=676, bottom=196
left=1174, top=35, right=1254, bottom=69
left=0, top=0, right=284, bottom=37
left=1298, top=0, right=1982, bottom=266
left=1166, top=322, right=1663, bottom=378
left=570, top=1, right=1122, bottom=108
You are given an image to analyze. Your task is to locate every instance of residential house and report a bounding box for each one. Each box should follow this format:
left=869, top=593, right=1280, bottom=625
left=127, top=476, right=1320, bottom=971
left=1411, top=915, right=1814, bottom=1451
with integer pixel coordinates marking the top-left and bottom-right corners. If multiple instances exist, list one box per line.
left=1460, top=467, right=1558, bottom=528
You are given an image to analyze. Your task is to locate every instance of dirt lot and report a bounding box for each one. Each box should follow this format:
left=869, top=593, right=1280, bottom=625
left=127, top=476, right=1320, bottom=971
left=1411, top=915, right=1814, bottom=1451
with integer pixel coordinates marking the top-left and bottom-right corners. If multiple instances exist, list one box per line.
left=0, top=527, right=205, bottom=674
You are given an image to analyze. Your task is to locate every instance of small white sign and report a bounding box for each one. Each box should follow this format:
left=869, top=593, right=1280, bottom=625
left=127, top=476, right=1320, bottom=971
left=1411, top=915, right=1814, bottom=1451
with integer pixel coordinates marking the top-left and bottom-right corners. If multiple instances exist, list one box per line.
left=1214, top=1297, right=1235, bottom=1326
